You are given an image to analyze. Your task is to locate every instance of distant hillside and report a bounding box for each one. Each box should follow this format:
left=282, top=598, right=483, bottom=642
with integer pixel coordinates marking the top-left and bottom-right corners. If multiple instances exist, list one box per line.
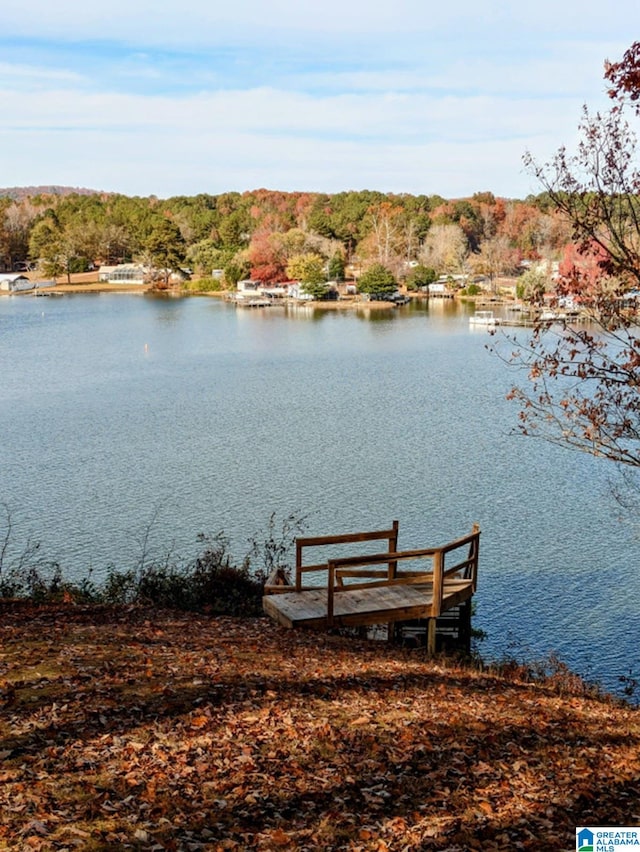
left=0, top=185, right=102, bottom=200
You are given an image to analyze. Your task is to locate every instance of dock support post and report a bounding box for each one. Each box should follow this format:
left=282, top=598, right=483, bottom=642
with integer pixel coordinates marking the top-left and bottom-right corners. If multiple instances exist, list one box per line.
left=426, top=618, right=437, bottom=657
left=459, top=601, right=472, bottom=654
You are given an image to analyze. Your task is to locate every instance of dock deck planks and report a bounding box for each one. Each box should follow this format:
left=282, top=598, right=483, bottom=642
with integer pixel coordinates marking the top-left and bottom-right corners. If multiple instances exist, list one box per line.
left=263, top=577, right=474, bottom=630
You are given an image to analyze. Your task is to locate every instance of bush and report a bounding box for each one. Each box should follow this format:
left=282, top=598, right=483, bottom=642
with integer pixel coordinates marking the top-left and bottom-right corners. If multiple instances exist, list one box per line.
left=0, top=561, right=100, bottom=604
left=102, top=533, right=266, bottom=616
left=182, top=277, right=225, bottom=293
left=0, top=509, right=307, bottom=617
left=405, top=264, right=436, bottom=291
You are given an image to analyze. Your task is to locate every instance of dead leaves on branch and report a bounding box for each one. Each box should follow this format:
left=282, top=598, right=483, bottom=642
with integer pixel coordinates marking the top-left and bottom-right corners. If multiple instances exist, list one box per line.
left=0, top=604, right=639, bottom=850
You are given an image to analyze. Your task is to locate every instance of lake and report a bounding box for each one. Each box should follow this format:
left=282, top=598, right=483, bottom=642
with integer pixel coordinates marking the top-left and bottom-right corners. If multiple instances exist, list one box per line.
left=1, top=292, right=639, bottom=696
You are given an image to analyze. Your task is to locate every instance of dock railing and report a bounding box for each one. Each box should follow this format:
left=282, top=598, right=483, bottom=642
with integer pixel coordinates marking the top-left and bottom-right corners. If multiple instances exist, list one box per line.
left=294, top=522, right=399, bottom=592
left=325, top=523, right=480, bottom=629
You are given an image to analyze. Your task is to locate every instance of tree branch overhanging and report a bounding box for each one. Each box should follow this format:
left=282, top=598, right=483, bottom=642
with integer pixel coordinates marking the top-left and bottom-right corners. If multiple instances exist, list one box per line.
left=503, top=42, right=640, bottom=469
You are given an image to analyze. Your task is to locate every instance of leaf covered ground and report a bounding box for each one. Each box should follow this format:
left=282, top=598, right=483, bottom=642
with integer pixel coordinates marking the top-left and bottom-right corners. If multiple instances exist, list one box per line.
left=0, top=604, right=639, bottom=851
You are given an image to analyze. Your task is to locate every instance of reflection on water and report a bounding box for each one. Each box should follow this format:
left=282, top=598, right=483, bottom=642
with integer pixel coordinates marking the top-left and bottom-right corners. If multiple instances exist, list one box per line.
left=1, top=293, right=638, bottom=695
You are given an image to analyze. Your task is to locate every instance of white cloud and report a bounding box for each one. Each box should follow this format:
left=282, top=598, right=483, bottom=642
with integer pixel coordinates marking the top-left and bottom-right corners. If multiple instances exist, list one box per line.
left=1, top=0, right=639, bottom=197
left=0, top=62, right=83, bottom=88
left=0, top=82, right=580, bottom=140
left=0, top=79, right=590, bottom=198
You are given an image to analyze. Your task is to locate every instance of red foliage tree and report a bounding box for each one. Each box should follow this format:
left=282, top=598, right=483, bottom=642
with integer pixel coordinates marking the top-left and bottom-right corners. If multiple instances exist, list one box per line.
left=248, top=231, right=287, bottom=284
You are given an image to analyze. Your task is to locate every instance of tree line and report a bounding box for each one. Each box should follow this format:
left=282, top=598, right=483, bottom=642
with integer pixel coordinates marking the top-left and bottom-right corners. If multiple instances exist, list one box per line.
left=0, top=186, right=573, bottom=292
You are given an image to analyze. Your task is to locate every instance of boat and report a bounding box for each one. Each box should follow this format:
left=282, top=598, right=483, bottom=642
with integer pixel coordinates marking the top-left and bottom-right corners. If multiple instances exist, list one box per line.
left=538, top=309, right=579, bottom=322
left=469, top=310, right=501, bottom=326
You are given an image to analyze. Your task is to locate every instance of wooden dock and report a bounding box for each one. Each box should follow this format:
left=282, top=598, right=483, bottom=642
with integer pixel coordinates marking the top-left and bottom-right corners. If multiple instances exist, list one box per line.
left=263, top=523, right=480, bottom=655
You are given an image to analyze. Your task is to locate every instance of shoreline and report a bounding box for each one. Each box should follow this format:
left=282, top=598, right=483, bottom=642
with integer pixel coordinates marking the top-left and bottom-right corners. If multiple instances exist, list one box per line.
left=1, top=277, right=434, bottom=308
left=1, top=272, right=512, bottom=308
left=0, top=285, right=415, bottom=307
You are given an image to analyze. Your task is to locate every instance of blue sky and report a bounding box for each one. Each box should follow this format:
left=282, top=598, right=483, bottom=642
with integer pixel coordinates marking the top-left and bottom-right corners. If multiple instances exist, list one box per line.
left=1, top=0, right=639, bottom=199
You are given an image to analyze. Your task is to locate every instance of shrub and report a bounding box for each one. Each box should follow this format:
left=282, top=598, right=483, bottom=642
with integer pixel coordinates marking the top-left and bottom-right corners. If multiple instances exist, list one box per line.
left=102, top=533, right=266, bottom=616
left=405, top=264, right=436, bottom=291
left=0, top=510, right=308, bottom=617
left=0, top=561, right=99, bottom=604
left=182, top=277, right=225, bottom=293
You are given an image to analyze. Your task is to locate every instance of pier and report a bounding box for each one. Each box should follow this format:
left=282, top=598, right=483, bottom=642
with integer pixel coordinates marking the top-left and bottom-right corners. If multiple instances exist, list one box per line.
left=263, top=522, right=480, bottom=655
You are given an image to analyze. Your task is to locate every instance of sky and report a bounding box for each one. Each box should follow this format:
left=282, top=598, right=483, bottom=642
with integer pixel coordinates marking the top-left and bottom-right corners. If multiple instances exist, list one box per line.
left=1, top=0, right=639, bottom=200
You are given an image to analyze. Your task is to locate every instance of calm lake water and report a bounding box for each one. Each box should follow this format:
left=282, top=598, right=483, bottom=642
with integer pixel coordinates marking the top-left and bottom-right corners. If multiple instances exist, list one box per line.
left=1, top=293, right=639, bottom=695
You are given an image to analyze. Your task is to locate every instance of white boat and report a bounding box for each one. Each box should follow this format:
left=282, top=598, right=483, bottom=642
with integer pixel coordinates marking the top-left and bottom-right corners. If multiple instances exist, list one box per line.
left=539, top=309, right=579, bottom=322
left=469, top=310, right=501, bottom=326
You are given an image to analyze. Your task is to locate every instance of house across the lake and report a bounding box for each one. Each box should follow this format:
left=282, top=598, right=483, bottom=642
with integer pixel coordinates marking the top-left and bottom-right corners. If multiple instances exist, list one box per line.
left=98, top=264, right=146, bottom=284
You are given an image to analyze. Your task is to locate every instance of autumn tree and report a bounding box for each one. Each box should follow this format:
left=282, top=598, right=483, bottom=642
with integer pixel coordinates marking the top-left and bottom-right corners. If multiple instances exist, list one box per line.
left=248, top=231, right=288, bottom=284
left=286, top=253, right=329, bottom=299
left=280, top=228, right=307, bottom=258
left=360, top=201, right=404, bottom=267
left=286, top=253, right=325, bottom=283
left=430, top=199, right=484, bottom=250
left=419, top=223, right=468, bottom=275
left=0, top=200, right=38, bottom=270
left=504, top=42, right=640, bottom=469
left=320, top=191, right=383, bottom=256
left=469, top=236, right=520, bottom=293
left=499, top=202, right=535, bottom=254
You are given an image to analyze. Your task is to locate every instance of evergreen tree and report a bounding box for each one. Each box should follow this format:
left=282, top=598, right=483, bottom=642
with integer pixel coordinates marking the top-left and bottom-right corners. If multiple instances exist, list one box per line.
left=357, top=263, right=397, bottom=295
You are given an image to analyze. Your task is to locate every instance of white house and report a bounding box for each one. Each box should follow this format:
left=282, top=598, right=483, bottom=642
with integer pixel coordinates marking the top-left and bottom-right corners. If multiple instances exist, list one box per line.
left=286, top=283, right=314, bottom=300
left=427, top=281, right=448, bottom=295
left=98, top=266, right=116, bottom=282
